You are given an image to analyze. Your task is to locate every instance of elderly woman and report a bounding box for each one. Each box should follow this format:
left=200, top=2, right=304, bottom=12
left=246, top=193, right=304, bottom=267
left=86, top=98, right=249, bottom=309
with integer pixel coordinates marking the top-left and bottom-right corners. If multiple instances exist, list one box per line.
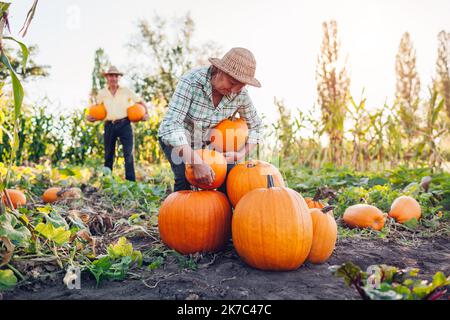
left=158, top=47, right=263, bottom=193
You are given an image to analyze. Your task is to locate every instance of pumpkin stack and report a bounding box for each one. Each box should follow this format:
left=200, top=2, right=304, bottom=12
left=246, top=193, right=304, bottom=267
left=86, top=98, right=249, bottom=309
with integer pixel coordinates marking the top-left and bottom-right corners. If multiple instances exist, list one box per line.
left=159, top=149, right=231, bottom=254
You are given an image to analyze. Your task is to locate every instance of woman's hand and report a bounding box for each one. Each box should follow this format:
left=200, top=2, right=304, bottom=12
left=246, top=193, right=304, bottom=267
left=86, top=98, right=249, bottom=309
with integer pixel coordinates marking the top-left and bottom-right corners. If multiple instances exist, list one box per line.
left=191, top=162, right=215, bottom=186
left=223, top=149, right=246, bottom=164
left=141, top=113, right=149, bottom=121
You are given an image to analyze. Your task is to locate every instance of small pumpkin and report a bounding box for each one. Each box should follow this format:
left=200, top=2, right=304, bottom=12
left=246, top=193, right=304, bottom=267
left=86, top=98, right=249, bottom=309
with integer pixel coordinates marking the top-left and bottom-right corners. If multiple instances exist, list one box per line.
left=343, top=204, right=385, bottom=231
left=232, top=175, right=313, bottom=271
left=389, top=195, right=421, bottom=223
left=127, top=104, right=146, bottom=122
left=185, top=149, right=227, bottom=190
left=158, top=190, right=232, bottom=254
left=88, top=103, right=107, bottom=120
left=307, top=206, right=337, bottom=264
left=209, top=109, right=248, bottom=152
left=42, top=187, right=82, bottom=203
left=2, top=189, right=27, bottom=209
left=226, top=160, right=285, bottom=207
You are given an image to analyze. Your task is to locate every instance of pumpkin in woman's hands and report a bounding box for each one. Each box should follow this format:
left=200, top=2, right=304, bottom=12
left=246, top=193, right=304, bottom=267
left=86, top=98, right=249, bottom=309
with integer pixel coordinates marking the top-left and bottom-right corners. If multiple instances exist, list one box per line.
left=158, top=190, right=232, bottom=254
left=88, top=103, right=107, bottom=120
left=226, top=160, right=285, bottom=207
left=389, top=195, right=421, bottom=223
left=232, top=175, right=313, bottom=271
left=185, top=149, right=227, bottom=190
left=343, top=204, right=385, bottom=231
left=307, top=206, right=337, bottom=264
left=127, top=104, right=146, bottom=122
left=2, top=189, right=27, bottom=209
left=209, top=113, right=248, bottom=152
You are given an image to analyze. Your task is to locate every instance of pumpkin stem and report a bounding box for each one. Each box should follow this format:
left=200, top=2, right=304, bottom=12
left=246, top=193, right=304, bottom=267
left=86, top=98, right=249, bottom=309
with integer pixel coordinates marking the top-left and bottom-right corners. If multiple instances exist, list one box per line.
left=230, top=106, right=241, bottom=121
left=267, top=175, right=275, bottom=188
left=312, top=189, right=321, bottom=202
left=321, top=205, right=335, bottom=214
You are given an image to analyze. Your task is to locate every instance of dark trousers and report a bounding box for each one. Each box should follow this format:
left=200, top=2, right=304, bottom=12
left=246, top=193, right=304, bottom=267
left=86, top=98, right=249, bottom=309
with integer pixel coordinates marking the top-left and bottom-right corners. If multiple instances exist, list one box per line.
left=104, top=119, right=136, bottom=181
left=158, top=137, right=234, bottom=194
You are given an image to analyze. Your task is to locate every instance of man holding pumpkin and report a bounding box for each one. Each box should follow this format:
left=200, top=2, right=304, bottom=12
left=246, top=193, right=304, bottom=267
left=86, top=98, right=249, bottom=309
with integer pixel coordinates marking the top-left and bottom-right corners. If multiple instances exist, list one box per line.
left=86, top=65, right=149, bottom=182
left=158, top=47, right=263, bottom=193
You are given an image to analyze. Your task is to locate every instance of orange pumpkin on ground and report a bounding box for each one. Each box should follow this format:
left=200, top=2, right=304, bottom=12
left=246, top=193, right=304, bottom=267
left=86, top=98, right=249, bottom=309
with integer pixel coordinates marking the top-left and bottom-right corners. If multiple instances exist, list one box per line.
left=232, top=175, right=313, bottom=271
left=185, top=149, right=227, bottom=190
left=343, top=204, right=385, bottom=231
left=307, top=206, right=337, bottom=264
left=88, top=103, right=107, bottom=120
left=209, top=109, right=248, bottom=152
left=42, top=187, right=82, bottom=203
left=226, top=160, right=285, bottom=207
left=389, top=195, right=421, bottom=223
left=127, top=104, right=146, bottom=122
left=158, top=190, right=232, bottom=254
left=2, top=189, right=27, bottom=209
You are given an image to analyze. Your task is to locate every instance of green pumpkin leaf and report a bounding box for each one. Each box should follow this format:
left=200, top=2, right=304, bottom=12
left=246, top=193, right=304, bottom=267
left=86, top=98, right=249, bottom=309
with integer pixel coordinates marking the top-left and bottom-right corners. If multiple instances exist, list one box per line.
left=35, top=222, right=71, bottom=246
left=0, top=212, right=31, bottom=246
left=402, top=218, right=419, bottom=229
left=0, top=269, right=17, bottom=291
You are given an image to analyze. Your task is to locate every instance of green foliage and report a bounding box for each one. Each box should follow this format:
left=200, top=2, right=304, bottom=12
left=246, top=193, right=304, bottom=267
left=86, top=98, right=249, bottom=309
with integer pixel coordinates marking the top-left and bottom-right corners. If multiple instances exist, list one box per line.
left=330, top=262, right=450, bottom=300
left=34, top=222, right=71, bottom=246
left=0, top=43, right=49, bottom=81
left=86, top=237, right=142, bottom=286
left=0, top=212, right=31, bottom=247
left=0, top=268, right=17, bottom=291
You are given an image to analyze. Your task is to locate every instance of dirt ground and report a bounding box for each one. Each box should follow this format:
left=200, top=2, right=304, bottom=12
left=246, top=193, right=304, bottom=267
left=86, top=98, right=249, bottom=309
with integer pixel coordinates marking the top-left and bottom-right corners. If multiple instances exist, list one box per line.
left=4, top=235, right=450, bottom=300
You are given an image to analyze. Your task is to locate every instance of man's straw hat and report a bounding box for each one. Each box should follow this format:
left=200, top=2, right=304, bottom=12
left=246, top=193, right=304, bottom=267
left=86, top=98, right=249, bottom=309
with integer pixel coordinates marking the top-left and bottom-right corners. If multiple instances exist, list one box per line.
left=208, top=47, right=261, bottom=87
left=103, top=65, right=123, bottom=76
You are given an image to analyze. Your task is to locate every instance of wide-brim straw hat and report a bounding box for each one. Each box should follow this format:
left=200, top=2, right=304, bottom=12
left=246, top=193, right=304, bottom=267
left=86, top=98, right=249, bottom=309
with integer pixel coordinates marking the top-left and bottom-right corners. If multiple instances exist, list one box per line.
left=103, top=65, right=123, bottom=76
left=208, top=47, right=261, bottom=87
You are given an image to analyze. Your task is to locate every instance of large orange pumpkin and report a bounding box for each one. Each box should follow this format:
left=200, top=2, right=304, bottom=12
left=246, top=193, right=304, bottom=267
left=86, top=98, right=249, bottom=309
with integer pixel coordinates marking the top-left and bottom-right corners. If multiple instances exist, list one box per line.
left=209, top=110, right=248, bottom=152
left=2, top=189, right=27, bottom=209
left=88, top=103, right=107, bottom=120
left=343, top=204, right=385, bottom=231
left=226, top=160, right=285, bottom=207
left=127, top=104, right=146, bottom=122
left=389, top=195, right=421, bottom=223
left=185, top=149, right=227, bottom=190
left=307, top=206, right=337, bottom=264
left=232, top=175, right=313, bottom=271
left=158, top=190, right=232, bottom=254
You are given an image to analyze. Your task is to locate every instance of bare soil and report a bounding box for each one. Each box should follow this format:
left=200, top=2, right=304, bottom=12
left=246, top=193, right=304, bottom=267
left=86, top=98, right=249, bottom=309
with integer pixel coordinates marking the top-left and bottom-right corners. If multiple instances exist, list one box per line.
left=4, top=236, right=450, bottom=300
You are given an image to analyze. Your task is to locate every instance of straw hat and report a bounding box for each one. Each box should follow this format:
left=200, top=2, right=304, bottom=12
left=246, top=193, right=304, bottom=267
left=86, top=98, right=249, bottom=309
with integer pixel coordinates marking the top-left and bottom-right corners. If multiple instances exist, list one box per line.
left=208, top=47, right=261, bottom=87
left=103, top=65, right=123, bottom=76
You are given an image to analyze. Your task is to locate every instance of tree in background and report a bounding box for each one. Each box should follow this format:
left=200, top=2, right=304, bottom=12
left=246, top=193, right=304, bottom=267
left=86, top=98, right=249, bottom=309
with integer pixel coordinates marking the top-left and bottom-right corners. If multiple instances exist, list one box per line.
left=89, top=48, right=110, bottom=104
left=126, top=13, right=221, bottom=163
left=316, top=20, right=350, bottom=166
left=434, top=31, right=450, bottom=120
left=395, top=32, right=421, bottom=148
left=128, top=13, right=221, bottom=106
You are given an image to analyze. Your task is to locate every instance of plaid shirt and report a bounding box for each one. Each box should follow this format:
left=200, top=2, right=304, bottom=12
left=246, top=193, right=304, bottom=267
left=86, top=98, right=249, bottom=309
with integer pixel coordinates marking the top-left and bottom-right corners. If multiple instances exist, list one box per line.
left=158, top=66, right=263, bottom=148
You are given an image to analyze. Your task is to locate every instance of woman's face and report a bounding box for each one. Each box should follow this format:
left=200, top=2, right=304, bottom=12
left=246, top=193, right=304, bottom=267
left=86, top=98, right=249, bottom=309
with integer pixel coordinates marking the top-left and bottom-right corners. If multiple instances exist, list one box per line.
left=212, top=70, right=246, bottom=96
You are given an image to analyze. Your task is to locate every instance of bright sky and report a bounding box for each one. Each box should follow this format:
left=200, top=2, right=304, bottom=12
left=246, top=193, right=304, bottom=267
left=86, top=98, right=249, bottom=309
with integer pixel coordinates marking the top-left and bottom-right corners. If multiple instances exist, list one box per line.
left=8, top=0, right=450, bottom=119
